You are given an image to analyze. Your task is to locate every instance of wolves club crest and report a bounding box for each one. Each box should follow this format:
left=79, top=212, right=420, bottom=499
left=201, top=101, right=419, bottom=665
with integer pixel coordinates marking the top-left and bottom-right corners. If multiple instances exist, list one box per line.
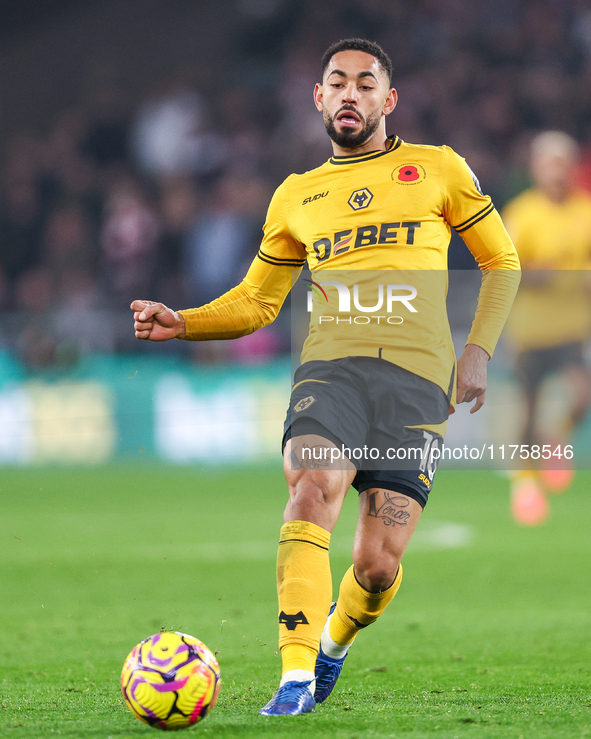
left=279, top=611, right=309, bottom=630
left=294, top=396, right=316, bottom=412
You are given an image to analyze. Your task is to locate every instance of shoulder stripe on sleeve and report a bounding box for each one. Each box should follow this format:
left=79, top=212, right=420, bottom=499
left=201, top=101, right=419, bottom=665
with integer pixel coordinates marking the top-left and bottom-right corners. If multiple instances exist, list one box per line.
left=257, top=251, right=306, bottom=268
left=453, top=203, right=495, bottom=233
left=259, top=248, right=306, bottom=264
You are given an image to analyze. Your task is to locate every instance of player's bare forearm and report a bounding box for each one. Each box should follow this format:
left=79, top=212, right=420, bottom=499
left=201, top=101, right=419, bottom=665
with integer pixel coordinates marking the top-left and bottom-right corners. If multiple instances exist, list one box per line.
left=455, top=343, right=490, bottom=414
left=130, top=300, right=186, bottom=341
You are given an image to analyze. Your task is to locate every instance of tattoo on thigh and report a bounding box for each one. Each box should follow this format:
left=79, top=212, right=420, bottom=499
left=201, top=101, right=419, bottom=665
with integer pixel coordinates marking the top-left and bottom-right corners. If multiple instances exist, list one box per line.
left=290, top=443, right=331, bottom=469
left=367, top=491, right=411, bottom=526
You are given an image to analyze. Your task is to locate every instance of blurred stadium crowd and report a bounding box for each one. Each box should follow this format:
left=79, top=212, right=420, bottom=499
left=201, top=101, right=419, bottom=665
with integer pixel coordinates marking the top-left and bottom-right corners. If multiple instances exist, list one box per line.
left=2, top=0, right=591, bottom=368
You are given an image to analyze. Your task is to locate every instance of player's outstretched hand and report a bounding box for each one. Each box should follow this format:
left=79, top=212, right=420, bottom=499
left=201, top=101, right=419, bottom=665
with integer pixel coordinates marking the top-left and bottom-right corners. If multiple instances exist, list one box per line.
left=454, top=343, right=490, bottom=414
left=130, top=300, right=186, bottom=341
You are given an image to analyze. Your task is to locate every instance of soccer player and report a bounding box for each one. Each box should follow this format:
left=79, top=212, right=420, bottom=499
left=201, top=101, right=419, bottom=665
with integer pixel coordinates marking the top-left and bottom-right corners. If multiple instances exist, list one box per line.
left=131, top=39, right=520, bottom=715
left=502, top=131, right=591, bottom=526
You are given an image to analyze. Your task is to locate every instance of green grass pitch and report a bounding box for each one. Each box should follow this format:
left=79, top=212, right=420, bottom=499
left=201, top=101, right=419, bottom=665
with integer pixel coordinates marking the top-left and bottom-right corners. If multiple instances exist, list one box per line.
left=1, top=465, right=590, bottom=738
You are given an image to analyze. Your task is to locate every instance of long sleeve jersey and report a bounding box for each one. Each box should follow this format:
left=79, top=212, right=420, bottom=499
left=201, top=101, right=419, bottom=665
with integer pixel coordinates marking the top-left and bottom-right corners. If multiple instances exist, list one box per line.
left=179, top=137, right=520, bottom=398
left=502, top=187, right=591, bottom=351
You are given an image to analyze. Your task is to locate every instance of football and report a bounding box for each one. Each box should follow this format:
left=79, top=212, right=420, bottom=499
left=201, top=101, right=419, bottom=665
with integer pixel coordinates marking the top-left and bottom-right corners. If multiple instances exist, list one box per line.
left=121, top=631, right=221, bottom=730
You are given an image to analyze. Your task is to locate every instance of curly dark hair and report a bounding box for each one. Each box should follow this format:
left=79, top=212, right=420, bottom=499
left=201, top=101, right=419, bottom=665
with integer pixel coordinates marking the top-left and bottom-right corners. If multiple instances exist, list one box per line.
left=321, top=38, right=393, bottom=84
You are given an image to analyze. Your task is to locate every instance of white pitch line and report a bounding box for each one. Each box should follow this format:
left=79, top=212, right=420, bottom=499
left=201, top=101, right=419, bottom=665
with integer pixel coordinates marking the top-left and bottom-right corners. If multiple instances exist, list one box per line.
left=5, top=522, right=472, bottom=563
left=188, top=521, right=473, bottom=562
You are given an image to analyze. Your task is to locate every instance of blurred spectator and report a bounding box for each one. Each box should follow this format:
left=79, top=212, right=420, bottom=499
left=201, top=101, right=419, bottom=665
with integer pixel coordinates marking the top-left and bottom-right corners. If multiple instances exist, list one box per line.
left=52, top=267, right=116, bottom=356
left=272, top=46, right=331, bottom=175
left=14, top=266, right=59, bottom=370
left=216, top=86, right=273, bottom=178
left=100, top=176, right=161, bottom=306
left=43, top=202, right=97, bottom=281
left=0, top=135, right=46, bottom=293
left=15, top=266, right=55, bottom=313
left=156, top=176, right=202, bottom=303
left=43, top=108, right=100, bottom=208
left=183, top=175, right=269, bottom=306
left=81, top=86, right=132, bottom=170
left=130, top=77, right=227, bottom=180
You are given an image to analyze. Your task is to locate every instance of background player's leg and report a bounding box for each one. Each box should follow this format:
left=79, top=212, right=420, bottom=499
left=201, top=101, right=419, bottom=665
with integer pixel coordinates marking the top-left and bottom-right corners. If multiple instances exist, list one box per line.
left=511, top=379, right=549, bottom=525
left=564, top=364, right=591, bottom=427
left=277, top=435, right=355, bottom=681
left=539, top=363, right=591, bottom=493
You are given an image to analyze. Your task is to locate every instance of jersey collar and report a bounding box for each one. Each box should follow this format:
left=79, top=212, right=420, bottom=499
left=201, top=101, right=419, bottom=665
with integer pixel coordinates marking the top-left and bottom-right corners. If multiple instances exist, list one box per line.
left=329, top=135, right=402, bottom=165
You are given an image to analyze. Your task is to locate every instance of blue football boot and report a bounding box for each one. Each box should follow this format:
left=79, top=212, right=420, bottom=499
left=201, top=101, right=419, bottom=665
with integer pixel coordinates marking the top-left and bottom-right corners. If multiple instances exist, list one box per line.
left=259, top=680, right=316, bottom=716
left=314, top=602, right=348, bottom=703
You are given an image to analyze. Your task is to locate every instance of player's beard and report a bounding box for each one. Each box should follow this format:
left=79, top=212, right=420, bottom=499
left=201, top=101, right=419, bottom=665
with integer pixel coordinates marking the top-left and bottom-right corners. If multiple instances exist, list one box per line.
left=324, top=106, right=382, bottom=149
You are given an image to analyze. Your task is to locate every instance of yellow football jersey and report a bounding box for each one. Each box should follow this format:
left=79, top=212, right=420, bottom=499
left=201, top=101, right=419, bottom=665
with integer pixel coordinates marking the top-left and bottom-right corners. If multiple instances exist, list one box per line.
left=180, top=137, right=520, bottom=397
left=502, top=188, right=591, bottom=350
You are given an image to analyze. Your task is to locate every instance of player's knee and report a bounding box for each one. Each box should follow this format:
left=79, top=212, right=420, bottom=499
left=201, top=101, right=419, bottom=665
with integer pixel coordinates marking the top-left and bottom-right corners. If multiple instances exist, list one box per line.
left=287, top=473, right=338, bottom=508
left=283, top=470, right=350, bottom=530
left=354, top=555, right=401, bottom=593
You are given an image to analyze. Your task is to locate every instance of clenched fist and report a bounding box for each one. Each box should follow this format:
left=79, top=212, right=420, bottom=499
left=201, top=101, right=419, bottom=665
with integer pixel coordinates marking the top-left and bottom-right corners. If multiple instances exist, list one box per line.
left=130, top=300, right=186, bottom=341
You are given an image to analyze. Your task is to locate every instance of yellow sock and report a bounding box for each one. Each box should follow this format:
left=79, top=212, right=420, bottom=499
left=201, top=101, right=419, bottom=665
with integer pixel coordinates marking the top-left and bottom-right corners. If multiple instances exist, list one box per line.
left=329, top=564, right=403, bottom=646
left=277, top=520, right=332, bottom=674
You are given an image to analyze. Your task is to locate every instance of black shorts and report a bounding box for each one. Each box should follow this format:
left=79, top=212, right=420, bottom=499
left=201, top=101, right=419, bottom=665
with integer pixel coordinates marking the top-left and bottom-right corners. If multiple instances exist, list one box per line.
left=282, top=357, right=450, bottom=508
left=516, top=342, right=587, bottom=394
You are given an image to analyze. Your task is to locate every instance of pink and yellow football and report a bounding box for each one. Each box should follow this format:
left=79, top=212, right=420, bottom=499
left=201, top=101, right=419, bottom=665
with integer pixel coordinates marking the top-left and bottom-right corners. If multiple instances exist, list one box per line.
left=121, top=632, right=221, bottom=730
